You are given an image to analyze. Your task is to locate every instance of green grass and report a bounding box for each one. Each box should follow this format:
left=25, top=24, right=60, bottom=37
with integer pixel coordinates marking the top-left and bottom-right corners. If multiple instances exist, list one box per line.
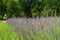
left=0, top=21, right=9, bottom=31
left=0, top=21, right=17, bottom=40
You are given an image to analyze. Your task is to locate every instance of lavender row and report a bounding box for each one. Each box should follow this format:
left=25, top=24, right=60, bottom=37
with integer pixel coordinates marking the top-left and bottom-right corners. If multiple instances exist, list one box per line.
left=6, top=17, right=60, bottom=33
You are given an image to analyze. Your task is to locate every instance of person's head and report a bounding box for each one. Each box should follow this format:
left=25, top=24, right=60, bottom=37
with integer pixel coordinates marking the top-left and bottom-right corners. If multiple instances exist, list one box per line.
left=4, top=14, right=6, bottom=17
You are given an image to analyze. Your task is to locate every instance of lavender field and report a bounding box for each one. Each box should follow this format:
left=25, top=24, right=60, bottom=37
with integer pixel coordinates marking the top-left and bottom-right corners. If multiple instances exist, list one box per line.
left=0, top=0, right=60, bottom=40
left=6, top=17, right=60, bottom=40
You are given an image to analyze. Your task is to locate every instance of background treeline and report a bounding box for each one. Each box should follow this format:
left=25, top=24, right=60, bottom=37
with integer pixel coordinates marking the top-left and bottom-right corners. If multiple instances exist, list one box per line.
left=0, top=0, right=60, bottom=19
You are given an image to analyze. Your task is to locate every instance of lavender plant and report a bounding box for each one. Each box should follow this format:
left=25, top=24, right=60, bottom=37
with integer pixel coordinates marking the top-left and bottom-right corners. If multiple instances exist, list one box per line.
left=6, top=17, right=60, bottom=40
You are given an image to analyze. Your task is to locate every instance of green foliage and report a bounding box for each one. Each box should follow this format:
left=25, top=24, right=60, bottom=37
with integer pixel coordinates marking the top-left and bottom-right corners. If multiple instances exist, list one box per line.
left=0, top=0, right=60, bottom=19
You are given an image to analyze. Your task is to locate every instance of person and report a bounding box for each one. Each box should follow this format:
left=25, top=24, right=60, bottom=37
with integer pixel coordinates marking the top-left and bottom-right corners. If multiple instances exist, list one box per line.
left=3, top=14, right=7, bottom=23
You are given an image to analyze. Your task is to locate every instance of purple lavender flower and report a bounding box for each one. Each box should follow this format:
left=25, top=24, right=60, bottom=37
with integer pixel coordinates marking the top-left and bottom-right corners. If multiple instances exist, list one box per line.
left=31, top=28, right=35, bottom=34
